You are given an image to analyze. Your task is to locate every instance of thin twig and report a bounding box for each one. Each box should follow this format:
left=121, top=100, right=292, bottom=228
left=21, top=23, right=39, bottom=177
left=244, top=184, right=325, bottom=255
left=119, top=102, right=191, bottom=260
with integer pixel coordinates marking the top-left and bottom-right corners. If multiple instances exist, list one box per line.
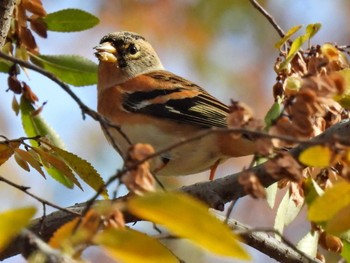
left=249, top=0, right=285, bottom=38
left=0, top=175, right=81, bottom=216
left=0, top=51, right=132, bottom=153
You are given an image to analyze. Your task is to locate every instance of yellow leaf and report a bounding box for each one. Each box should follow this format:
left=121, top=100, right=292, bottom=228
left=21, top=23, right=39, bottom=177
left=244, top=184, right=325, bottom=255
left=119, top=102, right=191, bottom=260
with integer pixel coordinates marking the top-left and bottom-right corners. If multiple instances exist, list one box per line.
left=50, top=209, right=100, bottom=254
left=0, top=207, right=36, bottom=252
left=0, top=142, right=20, bottom=165
left=299, top=145, right=331, bottom=168
left=326, top=204, right=350, bottom=234
left=308, top=181, right=350, bottom=222
left=127, top=192, right=250, bottom=260
left=50, top=145, right=108, bottom=199
left=333, top=69, right=350, bottom=109
left=49, top=218, right=79, bottom=249
left=321, top=43, right=349, bottom=67
left=274, top=25, right=302, bottom=49
left=94, top=228, right=178, bottom=263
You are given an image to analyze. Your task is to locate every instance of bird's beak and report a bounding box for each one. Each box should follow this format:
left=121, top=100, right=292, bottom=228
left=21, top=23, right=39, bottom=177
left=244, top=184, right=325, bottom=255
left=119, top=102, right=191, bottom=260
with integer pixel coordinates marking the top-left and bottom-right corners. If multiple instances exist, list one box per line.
left=94, top=42, right=117, bottom=63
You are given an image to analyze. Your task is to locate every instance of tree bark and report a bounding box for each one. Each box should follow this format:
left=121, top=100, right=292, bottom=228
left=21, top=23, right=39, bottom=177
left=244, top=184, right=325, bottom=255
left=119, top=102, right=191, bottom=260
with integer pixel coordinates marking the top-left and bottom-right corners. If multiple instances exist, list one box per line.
left=0, top=0, right=15, bottom=48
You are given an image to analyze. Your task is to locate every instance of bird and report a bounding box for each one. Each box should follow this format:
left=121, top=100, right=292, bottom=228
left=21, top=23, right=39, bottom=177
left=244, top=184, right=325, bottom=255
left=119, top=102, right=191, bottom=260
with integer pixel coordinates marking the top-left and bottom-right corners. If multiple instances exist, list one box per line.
left=94, top=31, right=256, bottom=179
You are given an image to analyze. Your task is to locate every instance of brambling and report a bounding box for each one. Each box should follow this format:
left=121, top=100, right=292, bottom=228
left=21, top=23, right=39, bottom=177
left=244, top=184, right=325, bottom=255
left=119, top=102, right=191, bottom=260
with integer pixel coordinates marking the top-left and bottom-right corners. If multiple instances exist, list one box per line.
left=94, top=31, right=256, bottom=178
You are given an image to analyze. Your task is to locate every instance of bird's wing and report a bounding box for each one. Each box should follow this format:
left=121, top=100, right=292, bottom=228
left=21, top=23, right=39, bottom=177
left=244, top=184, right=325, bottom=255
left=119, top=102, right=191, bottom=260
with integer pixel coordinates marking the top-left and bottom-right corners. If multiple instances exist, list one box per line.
left=120, top=70, right=229, bottom=128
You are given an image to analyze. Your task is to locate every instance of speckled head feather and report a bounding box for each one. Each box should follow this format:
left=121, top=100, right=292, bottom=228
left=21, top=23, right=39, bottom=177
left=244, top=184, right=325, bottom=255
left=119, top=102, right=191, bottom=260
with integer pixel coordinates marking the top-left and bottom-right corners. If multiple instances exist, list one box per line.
left=96, top=31, right=164, bottom=84
left=99, top=31, right=146, bottom=46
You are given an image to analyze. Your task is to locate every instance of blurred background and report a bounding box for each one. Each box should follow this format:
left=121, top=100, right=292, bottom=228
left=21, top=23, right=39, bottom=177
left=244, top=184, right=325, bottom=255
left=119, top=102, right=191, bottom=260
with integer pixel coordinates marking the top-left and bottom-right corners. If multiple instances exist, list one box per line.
left=1, top=0, right=349, bottom=262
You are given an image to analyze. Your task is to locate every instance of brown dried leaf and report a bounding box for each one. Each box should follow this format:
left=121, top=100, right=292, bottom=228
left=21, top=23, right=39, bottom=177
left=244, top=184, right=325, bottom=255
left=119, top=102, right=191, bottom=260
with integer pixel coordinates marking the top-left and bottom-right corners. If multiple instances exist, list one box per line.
left=8, top=75, right=22, bottom=94
left=269, top=116, right=298, bottom=148
left=255, top=137, right=274, bottom=156
left=302, top=73, right=345, bottom=97
left=22, top=82, right=38, bottom=103
left=29, top=15, right=47, bottom=38
left=16, top=4, right=28, bottom=27
left=289, top=182, right=304, bottom=207
left=324, top=102, right=342, bottom=128
left=14, top=148, right=45, bottom=177
left=319, top=231, right=343, bottom=253
left=34, top=147, right=83, bottom=190
left=227, top=100, right=254, bottom=128
left=265, top=152, right=303, bottom=182
left=0, top=142, right=20, bottom=165
left=307, top=56, right=329, bottom=76
left=103, top=205, right=125, bottom=229
left=238, top=171, right=266, bottom=199
left=273, top=81, right=284, bottom=100
left=14, top=151, right=30, bottom=171
left=22, top=0, right=47, bottom=17
left=19, top=27, right=38, bottom=53
left=122, top=144, right=156, bottom=195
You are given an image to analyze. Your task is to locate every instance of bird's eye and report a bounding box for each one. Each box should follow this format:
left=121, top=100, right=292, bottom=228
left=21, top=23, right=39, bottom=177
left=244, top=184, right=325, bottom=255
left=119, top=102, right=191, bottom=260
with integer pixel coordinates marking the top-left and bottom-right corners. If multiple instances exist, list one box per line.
left=128, top=44, right=138, bottom=55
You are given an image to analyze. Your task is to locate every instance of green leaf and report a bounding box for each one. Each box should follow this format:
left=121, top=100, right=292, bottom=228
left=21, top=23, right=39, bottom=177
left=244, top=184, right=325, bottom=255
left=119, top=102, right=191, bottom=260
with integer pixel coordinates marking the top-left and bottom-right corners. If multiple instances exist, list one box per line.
left=127, top=192, right=250, bottom=260
left=304, top=177, right=323, bottom=206
left=266, top=182, right=278, bottom=208
left=0, top=207, right=36, bottom=251
left=299, top=145, right=332, bottom=168
left=20, top=96, right=65, bottom=148
left=43, top=9, right=99, bottom=32
left=30, top=54, right=97, bottom=86
left=278, top=23, right=321, bottom=71
left=341, top=240, right=350, bottom=263
left=274, top=189, right=303, bottom=239
left=0, top=58, right=13, bottom=73
left=50, top=145, right=108, bottom=199
left=308, top=181, right=350, bottom=222
left=305, top=23, right=321, bottom=39
left=274, top=25, right=302, bottom=49
left=264, top=100, right=282, bottom=128
left=20, top=96, right=73, bottom=188
left=296, top=231, right=319, bottom=258
left=278, top=35, right=305, bottom=71
left=94, top=228, right=178, bottom=263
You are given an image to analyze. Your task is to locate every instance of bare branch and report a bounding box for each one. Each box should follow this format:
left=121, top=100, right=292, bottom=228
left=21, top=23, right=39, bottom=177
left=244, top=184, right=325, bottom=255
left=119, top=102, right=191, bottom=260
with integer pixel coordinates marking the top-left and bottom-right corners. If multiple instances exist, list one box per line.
left=0, top=175, right=81, bottom=217
left=228, top=221, right=321, bottom=263
left=249, top=0, right=285, bottom=38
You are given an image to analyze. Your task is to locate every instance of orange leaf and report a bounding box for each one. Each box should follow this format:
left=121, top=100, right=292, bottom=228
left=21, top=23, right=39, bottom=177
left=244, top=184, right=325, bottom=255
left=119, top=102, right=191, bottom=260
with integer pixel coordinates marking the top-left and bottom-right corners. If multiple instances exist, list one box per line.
left=22, top=0, right=47, bottom=17
left=34, top=147, right=82, bottom=190
left=14, top=148, right=45, bottom=177
left=0, top=142, right=20, bottom=165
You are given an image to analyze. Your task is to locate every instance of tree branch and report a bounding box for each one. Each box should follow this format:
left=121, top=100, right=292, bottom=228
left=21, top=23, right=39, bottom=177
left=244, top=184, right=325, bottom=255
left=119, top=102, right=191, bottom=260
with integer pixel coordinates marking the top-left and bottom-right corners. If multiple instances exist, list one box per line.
left=249, top=0, right=285, bottom=38
left=0, top=0, right=15, bottom=48
left=2, top=119, right=347, bottom=261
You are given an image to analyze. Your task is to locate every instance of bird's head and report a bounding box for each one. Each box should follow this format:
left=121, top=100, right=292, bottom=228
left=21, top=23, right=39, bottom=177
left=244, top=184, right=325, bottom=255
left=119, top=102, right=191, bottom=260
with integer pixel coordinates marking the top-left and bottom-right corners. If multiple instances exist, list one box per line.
left=94, top=31, right=164, bottom=84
